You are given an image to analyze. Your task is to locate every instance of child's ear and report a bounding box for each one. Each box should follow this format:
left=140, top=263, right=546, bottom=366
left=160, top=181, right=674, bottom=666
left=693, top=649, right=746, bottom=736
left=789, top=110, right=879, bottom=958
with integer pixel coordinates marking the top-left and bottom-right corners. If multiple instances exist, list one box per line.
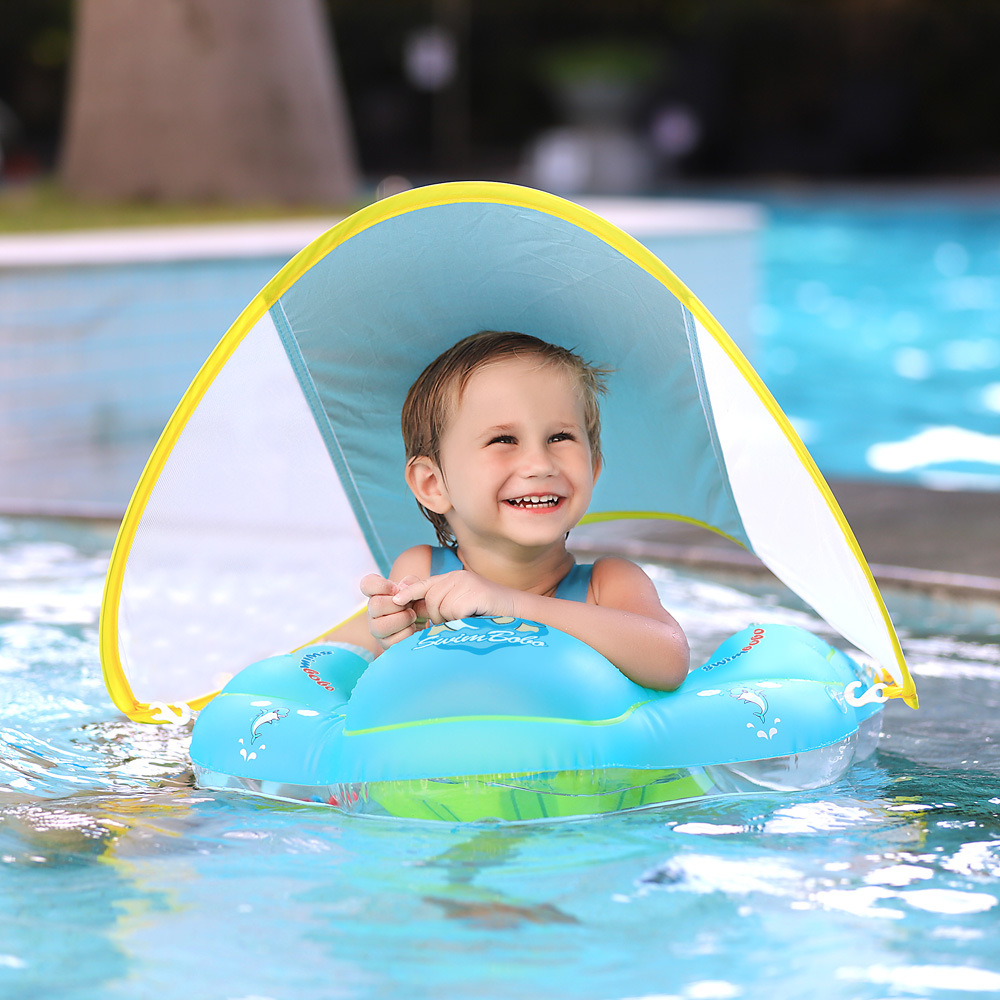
left=405, top=457, right=451, bottom=514
left=592, top=452, right=603, bottom=484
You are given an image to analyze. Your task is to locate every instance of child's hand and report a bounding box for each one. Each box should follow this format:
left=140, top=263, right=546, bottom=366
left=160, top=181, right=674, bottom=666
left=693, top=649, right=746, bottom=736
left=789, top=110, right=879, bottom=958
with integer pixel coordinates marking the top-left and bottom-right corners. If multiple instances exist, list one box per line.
left=392, top=570, right=518, bottom=625
left=361, top=573, right=426, bottom=649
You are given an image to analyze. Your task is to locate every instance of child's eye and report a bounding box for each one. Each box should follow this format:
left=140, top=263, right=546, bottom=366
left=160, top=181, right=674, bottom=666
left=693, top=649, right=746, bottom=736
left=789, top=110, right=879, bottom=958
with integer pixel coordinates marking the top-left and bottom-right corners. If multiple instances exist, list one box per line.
left=549, top=431, right=575, bottom=443
left=488, top=434, right=516, bottom=445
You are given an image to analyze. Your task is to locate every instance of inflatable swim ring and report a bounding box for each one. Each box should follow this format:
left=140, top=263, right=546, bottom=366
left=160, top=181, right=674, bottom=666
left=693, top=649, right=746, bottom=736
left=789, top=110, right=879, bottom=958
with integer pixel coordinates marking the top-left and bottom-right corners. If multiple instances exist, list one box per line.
left=190, top=620, right=885, bottom=822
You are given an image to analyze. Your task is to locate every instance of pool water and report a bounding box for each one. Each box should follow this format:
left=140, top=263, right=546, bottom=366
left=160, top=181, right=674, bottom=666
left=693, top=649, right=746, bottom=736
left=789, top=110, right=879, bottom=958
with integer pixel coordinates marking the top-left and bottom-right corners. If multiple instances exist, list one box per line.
left=2, top=517, right=999, bottom=1000
left=647, top=189, right=1000, bottom=490
left=755, top=192, right=1000, bottom=490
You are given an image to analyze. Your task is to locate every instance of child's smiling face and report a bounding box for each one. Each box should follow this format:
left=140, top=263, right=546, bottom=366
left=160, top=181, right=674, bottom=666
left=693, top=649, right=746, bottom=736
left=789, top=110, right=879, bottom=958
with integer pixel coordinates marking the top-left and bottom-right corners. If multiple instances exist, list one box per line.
left=428, top=356, right=600, bottom=553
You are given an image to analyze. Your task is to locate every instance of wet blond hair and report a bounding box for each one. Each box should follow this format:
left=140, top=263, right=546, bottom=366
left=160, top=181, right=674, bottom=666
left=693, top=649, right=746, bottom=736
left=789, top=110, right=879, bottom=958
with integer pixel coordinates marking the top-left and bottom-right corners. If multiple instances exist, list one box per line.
left=401, top=330, right=610, bottom=548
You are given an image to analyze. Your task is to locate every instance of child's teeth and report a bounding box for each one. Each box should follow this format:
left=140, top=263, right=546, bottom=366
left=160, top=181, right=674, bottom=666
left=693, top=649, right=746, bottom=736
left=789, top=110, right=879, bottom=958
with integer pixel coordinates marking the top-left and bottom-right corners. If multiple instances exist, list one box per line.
left=510, top=495, right=558, bottom=507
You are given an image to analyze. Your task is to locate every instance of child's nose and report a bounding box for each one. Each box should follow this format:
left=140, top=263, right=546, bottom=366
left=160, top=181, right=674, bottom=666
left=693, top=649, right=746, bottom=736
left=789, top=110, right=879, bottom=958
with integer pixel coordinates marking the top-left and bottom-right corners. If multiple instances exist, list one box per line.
left=518, top=442, right=557, bottom=476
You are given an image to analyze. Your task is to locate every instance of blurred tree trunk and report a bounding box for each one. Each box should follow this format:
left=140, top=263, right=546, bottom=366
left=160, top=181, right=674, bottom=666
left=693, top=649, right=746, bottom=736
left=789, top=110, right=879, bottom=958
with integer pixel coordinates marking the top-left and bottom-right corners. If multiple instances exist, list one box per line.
left=60, top=0, right=359, bottom=203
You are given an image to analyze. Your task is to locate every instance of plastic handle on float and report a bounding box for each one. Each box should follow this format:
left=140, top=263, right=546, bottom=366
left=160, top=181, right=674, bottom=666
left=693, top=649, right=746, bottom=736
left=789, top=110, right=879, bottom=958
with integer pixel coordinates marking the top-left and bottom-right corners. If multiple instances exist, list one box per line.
left=149, top=701, right=192, bottom=726
left=843, top=681, right=889, bottom=707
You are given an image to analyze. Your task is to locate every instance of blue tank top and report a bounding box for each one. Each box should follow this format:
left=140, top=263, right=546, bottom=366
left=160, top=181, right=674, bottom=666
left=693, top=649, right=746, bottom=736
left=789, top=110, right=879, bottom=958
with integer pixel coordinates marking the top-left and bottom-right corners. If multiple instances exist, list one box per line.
left=429, top=546, right=593, bottom=603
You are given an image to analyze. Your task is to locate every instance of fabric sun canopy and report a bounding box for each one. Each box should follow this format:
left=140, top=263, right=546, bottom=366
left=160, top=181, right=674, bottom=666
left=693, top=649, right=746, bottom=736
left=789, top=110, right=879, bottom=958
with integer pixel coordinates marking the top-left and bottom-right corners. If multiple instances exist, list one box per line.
left=99, top=181, right=917, bottom=722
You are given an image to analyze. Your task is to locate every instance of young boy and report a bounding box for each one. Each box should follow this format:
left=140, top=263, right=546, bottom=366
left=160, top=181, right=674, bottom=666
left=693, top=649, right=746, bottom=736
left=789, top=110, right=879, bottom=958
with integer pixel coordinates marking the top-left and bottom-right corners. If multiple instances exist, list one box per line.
left=330, top=331, right=689, bottom=691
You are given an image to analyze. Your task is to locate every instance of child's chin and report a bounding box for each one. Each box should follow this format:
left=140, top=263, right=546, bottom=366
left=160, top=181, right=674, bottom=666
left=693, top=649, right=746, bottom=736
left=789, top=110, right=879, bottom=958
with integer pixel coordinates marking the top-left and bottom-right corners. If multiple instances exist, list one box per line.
left=505, top=521, right=572, bottom=547
left=500, top=500, right=580, bottom=544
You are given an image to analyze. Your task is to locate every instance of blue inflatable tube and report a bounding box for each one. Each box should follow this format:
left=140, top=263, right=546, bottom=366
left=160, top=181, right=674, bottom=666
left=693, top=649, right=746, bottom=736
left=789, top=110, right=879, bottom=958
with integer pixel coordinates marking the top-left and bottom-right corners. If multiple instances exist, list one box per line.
left=190, top=620, right=884, bottom=821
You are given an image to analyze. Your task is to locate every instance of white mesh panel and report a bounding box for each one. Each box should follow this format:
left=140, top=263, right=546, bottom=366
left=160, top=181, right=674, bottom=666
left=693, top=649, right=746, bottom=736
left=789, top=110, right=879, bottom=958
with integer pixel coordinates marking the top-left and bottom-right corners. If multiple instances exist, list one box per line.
left=115, top=313, right=376, bottom=704
left=694, top=319, right=901, bottom=678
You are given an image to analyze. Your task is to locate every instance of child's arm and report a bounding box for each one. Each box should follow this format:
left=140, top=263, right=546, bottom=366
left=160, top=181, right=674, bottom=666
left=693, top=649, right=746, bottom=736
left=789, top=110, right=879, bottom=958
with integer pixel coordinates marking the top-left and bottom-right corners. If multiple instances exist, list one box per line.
left=393, top=558, right=689, bottom=691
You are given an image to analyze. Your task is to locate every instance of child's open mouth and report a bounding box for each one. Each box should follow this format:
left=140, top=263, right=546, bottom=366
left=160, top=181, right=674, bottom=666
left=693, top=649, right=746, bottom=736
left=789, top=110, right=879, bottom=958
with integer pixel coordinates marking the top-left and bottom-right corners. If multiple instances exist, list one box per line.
left=504, top=494, right=562, bottom=509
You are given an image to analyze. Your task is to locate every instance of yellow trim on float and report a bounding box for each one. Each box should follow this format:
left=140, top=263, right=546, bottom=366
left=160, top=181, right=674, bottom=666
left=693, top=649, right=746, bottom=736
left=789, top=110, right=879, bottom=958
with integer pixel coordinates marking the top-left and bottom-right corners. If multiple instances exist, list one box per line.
left=343, top=699, right=654, bottom=737
left=100, top=180, right=916, bottom=719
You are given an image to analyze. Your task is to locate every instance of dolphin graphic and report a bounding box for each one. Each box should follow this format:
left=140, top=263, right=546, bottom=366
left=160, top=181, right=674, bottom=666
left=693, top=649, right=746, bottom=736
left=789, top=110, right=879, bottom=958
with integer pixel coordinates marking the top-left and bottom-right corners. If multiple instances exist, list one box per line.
left=731, top=688, right=768, bottom=724
left=250, top=708, right=288, bottom=743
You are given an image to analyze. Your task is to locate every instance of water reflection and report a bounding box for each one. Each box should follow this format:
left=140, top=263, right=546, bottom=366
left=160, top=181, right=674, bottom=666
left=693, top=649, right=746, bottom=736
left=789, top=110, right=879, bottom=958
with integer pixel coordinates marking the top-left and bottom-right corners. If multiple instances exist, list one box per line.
left=2, top=517, right=1000, bottom=999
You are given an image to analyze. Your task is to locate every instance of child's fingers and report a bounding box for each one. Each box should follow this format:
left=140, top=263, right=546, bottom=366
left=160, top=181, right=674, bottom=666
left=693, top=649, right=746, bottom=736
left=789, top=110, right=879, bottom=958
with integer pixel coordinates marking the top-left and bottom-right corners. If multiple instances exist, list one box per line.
left=360, top=573, right=395, bottom=599
left=392, top=576, right=431, bottom=606
left=366, top=593, right=407, bottom=620
left=394, top=572, right=482, bottom=623
left=415, top=571, right=513, bottom=623
left=397, top=579, right=452, bottom=625
left=415, top=580, right=452, bottom=624
left=368, top=605, right=417, bottom=641
left=377, top=622, right=420, bottom=650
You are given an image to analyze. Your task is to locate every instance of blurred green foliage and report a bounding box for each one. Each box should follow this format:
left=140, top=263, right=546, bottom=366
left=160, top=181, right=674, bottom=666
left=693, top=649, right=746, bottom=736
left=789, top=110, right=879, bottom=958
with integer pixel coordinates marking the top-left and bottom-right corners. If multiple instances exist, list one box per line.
left=538, top=42, right=662, bottom=86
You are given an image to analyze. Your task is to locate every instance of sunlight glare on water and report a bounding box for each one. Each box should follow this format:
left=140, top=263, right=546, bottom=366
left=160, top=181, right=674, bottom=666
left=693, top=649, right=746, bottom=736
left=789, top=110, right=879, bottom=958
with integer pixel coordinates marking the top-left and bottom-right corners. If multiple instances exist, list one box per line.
left=1, top=517, right=999, bottom=1000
